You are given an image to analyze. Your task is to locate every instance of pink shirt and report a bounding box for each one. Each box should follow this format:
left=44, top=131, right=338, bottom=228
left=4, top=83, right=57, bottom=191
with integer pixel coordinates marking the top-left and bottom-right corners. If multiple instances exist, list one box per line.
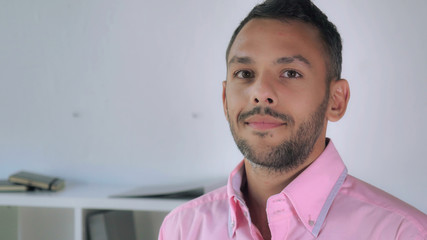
left=159, top=141, right=427, bottom=239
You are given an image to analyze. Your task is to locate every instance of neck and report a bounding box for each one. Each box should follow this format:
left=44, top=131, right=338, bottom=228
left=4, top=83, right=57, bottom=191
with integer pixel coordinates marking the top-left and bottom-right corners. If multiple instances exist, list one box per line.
left=243, top=160, right=304, bottom=207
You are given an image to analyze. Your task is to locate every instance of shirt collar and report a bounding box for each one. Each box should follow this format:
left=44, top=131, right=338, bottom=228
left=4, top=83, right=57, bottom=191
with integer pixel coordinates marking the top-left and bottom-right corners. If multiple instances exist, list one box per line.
left=226, top=139, right=348, bottom=238
left=281, top=139, right=347, bottom=236
left=227, top=161, right=245, bottom=238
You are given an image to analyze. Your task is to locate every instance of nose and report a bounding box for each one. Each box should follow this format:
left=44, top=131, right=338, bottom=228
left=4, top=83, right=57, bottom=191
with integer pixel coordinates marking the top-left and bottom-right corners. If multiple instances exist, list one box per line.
left=251, top=74, right=278, bottom=106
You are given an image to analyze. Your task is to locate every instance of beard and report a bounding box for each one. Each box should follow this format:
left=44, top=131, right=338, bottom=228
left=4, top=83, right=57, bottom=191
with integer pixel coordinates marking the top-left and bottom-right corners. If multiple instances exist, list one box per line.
left=228, top=92, right=329, bottom=173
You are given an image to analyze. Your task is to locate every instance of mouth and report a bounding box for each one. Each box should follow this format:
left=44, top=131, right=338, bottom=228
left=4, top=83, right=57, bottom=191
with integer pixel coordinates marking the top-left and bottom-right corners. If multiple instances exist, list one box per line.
left=244, top=115, right=287, bottom=131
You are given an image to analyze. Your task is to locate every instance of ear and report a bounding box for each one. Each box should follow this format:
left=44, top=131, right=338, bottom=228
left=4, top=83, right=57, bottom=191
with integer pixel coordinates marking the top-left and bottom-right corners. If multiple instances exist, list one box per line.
left=326, top=79, right=350, bottom=122
left=222, top=80, right=229, bottom=120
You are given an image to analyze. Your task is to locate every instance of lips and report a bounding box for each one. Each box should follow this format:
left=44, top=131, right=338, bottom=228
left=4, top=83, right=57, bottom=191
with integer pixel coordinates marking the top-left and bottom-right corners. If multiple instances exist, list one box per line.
left=244, top=115, right=287, bottom=131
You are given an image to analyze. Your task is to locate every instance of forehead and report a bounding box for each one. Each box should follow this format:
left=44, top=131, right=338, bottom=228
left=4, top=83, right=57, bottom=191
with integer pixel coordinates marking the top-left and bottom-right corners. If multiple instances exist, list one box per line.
left=228, top=18, right=327, bottom=66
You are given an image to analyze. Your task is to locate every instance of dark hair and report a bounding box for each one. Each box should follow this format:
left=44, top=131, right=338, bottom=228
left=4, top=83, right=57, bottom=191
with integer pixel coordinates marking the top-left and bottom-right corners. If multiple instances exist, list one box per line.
left=226, top=0, right=342, bottom=81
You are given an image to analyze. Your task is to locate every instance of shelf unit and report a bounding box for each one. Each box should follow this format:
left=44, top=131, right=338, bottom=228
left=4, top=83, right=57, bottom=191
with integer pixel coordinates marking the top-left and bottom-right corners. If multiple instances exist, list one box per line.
left=0, top=183, right=187, bottom=240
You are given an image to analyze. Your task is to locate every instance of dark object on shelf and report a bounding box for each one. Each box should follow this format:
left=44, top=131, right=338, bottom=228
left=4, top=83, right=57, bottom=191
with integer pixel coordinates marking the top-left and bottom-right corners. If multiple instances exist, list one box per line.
left=9, top=171, right=65, bottom=191
left=110, top=178, right=226, bottom=199
left=0, top=180, right=33, bottom=192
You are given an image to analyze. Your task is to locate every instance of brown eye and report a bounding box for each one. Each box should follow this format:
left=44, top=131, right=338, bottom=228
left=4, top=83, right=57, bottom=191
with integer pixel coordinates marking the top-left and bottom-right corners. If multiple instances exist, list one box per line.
left=235, top=70, right=254, bottom=79
left=283, top=70, right=302, bottom=78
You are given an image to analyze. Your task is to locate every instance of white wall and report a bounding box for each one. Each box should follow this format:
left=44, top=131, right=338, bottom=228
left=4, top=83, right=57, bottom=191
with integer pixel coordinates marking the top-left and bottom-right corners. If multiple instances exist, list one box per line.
left=0, top=0, right=426, bottom=213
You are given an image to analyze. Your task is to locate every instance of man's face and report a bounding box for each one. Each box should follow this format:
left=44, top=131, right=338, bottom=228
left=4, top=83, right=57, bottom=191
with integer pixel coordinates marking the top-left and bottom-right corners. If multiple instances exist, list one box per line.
left=223, top=19, right=330, bottom=172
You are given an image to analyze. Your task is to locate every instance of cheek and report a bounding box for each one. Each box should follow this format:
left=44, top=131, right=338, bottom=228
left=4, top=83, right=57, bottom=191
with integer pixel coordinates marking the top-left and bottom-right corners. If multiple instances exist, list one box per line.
left=225, top=86, right=250, bottom=115
left=282, top=89, right=324, bottom=122
left=225, top=100, right=240, bottom=121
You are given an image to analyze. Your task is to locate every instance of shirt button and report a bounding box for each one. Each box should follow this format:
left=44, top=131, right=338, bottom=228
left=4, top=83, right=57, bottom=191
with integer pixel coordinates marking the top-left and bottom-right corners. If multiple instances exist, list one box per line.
left=309, top=220, right=315, bottom=226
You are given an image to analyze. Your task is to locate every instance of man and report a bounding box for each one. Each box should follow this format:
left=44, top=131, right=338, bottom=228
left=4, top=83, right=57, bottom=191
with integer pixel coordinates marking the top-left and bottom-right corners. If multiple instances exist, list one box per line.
left=159, top=0, right=427, bottom=239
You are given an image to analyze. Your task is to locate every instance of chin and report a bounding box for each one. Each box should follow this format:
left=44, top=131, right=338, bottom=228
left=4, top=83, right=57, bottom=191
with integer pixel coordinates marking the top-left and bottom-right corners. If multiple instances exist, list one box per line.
left=247, top=133, right=289, bottom=146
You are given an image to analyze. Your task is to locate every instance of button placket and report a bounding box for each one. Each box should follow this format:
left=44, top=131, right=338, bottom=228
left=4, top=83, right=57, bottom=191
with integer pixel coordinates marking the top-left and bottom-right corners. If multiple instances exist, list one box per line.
left=266, top=195, right=292, bottom=239
left=266, top=196, right=288, bottom=219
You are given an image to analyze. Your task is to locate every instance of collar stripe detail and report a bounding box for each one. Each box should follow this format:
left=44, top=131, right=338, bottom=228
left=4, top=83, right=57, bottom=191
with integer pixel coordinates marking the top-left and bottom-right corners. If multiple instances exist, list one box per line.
left=312, top=168, right=348, bottom=236
left=228, top=207, right=234, bottom=238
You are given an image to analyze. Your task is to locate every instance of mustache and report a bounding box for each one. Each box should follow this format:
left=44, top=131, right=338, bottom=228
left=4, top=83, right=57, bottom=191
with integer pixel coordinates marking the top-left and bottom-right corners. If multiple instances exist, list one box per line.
left=238, top=107, right=295, bottom=125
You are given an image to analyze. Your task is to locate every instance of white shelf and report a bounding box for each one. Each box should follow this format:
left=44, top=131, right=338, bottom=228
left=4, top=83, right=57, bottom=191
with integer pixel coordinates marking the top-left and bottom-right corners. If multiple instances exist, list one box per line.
left=0, top=183, right=188, bottom=240
left=0, top=183, right=187, bottom=210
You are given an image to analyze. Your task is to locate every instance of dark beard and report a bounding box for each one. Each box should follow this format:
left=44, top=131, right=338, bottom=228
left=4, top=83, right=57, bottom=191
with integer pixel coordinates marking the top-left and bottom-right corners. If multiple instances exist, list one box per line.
left=228, top=92, right=329, bottom=173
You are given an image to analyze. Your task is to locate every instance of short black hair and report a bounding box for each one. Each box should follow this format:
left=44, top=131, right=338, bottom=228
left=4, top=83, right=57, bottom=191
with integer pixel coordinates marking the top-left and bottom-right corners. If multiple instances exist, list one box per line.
left=226, top=0, right=342, bottom=81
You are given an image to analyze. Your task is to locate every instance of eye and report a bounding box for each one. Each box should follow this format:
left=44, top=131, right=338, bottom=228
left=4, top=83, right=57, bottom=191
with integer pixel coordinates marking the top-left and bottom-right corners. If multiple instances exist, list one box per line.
left=282, top=70, right=302, bottom=78
left=234, top=70, right=254, bottom=79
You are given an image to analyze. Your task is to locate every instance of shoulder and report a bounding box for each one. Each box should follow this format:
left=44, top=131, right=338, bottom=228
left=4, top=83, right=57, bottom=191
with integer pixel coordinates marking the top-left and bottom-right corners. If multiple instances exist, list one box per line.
left=165, top=185, right=228, bottom=219
left=335, top=174, right=427, bottom=237
left=159, top=186, right=229, bottom=239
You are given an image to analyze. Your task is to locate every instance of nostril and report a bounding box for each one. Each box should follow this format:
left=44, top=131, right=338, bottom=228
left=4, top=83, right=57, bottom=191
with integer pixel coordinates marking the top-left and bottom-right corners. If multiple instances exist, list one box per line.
left=254, top=98, right=260, bottom=103
left=267, top=98, right=273, bottom=104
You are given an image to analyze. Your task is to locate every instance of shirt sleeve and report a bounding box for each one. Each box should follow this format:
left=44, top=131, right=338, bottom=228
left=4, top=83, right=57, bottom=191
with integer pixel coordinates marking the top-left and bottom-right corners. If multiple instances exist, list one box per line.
left=394, top=217, right=427, bottom=240
left=158, top=215, right=173, bottom=240
left=158, top=211, right=182, bottom=240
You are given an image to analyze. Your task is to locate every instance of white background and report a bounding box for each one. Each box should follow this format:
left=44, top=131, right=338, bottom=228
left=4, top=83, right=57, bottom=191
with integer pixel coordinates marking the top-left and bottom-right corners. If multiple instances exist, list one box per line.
left=0, top=0, right=426, bottom=213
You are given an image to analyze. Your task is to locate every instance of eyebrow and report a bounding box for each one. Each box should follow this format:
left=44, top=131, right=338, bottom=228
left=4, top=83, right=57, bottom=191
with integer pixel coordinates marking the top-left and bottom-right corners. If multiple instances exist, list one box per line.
left=276, top=55, right=311, bottom=67
left=228, top=56, right=253, bottom=65
left=228, top=54, right=311, bottom=67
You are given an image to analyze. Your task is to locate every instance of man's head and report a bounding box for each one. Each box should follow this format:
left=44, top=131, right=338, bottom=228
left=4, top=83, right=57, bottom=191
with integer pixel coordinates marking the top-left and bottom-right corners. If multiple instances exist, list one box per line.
left=226, top=0, right=342, bottom=83
left=222, top=0, right=350, bottom=173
